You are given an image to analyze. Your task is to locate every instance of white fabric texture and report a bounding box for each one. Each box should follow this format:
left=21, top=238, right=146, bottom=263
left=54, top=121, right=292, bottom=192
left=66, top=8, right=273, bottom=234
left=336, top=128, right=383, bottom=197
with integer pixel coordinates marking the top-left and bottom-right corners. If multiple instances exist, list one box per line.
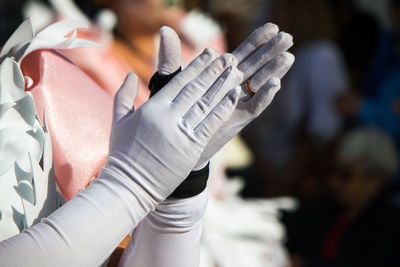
left=119, top=27, right=207, bottom=267
left=119, top=24, right=295, bottom=267
left=152, top=23, right=295, bottom=168
left=157, top=26, right=181, bottom=76
left=119, top=190, right=208, bottom=267
left=199, top=24, right=294, bottom=167
left=0, top=46, right=243, bottom=266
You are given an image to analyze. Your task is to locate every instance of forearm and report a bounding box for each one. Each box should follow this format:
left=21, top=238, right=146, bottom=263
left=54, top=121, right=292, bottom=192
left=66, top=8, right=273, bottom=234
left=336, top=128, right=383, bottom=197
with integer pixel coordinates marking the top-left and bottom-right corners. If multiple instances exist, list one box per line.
left=0, top=171, right=157, bottom=267
left=119, top=190, right=208, bottom=267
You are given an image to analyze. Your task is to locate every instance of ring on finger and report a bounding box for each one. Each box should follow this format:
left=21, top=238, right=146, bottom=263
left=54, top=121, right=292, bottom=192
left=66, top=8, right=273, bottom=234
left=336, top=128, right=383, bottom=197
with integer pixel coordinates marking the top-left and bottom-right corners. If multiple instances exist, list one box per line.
left=245, top=80, right=256, bottom=97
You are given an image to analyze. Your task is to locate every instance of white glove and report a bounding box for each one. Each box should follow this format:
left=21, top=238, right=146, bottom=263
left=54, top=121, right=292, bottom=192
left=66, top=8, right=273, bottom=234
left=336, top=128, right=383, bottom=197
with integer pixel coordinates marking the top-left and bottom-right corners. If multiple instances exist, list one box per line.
left=119, top=190, right=208, bottom=267
left=0, top=49, right=243, bottom=267
left=199, top=24, right=295, bottom=166
left=106, top=49, right=243, bottom=201
left=155, top=24, right=295, bottom=168
left=115, top=28, right=214, bottom=267
left=118, top=25, right=294, bottom=267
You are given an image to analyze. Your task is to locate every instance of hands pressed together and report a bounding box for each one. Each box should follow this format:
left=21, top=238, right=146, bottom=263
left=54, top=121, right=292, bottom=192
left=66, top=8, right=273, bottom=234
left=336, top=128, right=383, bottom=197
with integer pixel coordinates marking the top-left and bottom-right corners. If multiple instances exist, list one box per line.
left=110, top=23, right=294, bottom=191
left=0, top=22, right=294, bottom=267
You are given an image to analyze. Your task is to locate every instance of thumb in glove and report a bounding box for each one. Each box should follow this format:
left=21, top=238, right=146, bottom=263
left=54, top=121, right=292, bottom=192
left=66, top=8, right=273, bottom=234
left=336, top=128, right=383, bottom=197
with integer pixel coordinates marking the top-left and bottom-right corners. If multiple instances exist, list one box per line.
left=157, top=26, right=181, bottom=76
left=112, top=72, right=139, bottom=129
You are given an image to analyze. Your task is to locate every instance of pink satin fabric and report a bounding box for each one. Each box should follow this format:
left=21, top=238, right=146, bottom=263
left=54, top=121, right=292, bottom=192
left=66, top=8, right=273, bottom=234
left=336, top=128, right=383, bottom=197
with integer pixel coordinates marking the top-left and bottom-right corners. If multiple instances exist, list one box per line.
left=21, top=49, right=113, bottom=200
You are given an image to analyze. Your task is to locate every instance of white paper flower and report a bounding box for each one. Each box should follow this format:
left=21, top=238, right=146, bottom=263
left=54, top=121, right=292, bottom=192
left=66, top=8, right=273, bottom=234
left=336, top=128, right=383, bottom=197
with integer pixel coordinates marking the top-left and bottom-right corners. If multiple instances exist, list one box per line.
left=0, top=18, right=100, bottom=64
left=0, top=18, right=97, bottom=239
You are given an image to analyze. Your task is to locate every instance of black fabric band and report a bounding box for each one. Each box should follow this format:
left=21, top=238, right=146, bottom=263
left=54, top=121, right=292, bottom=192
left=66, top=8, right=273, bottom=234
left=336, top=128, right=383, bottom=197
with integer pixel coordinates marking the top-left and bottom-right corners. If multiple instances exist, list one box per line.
left=148, top=68, right=210, bottom=198
left=169, top=163, right=210, bottom=198
left=148, top=67, right=182, bottom=97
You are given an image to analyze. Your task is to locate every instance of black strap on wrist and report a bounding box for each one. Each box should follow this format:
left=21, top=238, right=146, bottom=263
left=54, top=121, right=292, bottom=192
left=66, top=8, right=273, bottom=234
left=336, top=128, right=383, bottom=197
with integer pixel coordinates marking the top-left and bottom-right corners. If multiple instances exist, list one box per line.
left=148, top=68, right=210, bottom=198
left=148, top=67, right=182, bottom=97
left=169, top=163, right=210, bottom=198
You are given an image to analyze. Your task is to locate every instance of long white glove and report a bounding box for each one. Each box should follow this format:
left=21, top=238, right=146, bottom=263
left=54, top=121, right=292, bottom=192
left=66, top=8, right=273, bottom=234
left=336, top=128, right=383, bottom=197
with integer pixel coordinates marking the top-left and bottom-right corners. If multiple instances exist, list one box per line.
left=119, top=190, right=208, bottom=267
left=0, top=49, right=243, bottom=267
left=118, top=24, right=295, bottom=267
left=118, top=27, right=209, bottom=267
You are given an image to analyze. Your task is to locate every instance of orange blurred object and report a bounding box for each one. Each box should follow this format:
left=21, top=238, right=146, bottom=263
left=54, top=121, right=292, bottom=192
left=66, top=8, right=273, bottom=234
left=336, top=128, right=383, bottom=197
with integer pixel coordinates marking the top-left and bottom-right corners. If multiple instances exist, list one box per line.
left=62, top=28, right=150, bottom=107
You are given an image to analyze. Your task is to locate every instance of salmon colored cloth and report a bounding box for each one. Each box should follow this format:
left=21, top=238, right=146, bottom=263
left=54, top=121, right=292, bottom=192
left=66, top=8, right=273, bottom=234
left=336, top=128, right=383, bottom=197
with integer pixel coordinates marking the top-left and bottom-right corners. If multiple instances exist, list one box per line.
left=21, top=49, right=112, bottom=200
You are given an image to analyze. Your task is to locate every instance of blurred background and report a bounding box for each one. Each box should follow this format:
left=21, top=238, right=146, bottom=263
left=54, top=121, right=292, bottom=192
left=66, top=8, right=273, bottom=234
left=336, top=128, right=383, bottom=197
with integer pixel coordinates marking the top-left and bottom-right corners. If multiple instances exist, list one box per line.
left=1, top=0, right=400, bottom=266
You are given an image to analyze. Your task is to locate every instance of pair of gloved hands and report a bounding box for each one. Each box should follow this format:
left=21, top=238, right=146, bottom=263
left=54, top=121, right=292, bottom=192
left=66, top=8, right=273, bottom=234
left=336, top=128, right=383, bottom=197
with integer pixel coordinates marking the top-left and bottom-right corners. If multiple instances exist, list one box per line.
left=0, top=22, right=294, bottom=267
left=105, top=23, right=294, bottom=201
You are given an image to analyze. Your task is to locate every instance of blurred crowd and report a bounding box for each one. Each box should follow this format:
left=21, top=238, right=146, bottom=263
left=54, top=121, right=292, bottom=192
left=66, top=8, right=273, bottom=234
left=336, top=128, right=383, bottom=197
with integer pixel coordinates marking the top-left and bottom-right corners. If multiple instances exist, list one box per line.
left=1, top=0, right=400, bottom=267
left=230, top=1, right=400, bottom=267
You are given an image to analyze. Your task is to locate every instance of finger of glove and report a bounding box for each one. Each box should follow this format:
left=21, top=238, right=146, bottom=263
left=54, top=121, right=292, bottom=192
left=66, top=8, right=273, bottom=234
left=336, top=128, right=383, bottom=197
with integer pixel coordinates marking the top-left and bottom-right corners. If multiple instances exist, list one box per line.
left=238, top=32, right=293, bottom=81
left=194, top=86, right=240, bottom=145
left=157, top=26, right=181, bottom=75
left=232, top=23, right=279, bottom=62
left=112, top=72, right=138, bottom=126
left=160, top=48, right=218, bottom=99
left=173, top=53, right=238, bottom=111
left=183, top=65, right=243, bottom=129
left=247, top=52, right=294, bottom=94
left=242, top=77, right=281, bottom=117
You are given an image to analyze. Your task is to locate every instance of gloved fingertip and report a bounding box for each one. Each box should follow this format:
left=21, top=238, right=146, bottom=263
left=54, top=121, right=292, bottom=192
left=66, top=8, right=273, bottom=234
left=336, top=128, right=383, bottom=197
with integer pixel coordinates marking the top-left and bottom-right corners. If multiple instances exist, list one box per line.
left=125, top=72, right=139, bottom=84
left=160, top=26, right=178, bottom=38
left=121, top=72, right=139, bottom=99
left=158, top=26, right=181, bottom=75
left=218, top=53, right=238, bottom=71
left=225, top=53, right=239, bottom=67
left=263, top=22, right=279, bottom=34
left=277, top=32, right=294, bottom=47
left=114, top=72, right=139, bottom=122
left=266, top=76, right=281, bottom=89
left=281, top=51, right=295, bottom=65
left=203, top=47, right=219, bottom=58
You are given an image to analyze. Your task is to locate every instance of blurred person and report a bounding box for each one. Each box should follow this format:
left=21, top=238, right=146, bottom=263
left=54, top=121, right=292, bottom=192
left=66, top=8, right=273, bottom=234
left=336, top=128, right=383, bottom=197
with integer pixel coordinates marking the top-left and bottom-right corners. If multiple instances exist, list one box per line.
left=236, top=0, right=349, bottom=197
left=46, top=0, right=226, bottom=106
left=328, top=0, right=381, bottom=92
left=337, top=0, right=400, bottom=153
left=106, top=0, right=226, bottom=84
left=284, top=127, right=400, bottom=267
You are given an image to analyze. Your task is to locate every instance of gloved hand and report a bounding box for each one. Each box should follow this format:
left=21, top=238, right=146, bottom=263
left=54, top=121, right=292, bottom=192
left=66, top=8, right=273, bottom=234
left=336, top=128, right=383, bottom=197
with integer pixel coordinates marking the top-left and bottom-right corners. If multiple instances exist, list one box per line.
left=103, top=48, right=243, bottom=201
left=0, top=49, right=243, bottom=267
left=155, top=24, right=295, bottom=168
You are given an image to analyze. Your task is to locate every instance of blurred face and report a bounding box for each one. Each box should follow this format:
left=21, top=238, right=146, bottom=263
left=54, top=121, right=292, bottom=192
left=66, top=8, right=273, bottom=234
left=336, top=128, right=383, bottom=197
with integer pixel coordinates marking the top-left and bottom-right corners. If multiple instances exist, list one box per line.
left=330, top=161, right=380, bottom=210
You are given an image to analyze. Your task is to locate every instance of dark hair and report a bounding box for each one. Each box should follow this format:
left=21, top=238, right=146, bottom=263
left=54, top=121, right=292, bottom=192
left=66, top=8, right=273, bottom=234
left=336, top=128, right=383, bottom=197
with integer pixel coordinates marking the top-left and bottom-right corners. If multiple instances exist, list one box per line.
left=274, top=0, right=336, bottom=47
left=392, top=0, right=400, bottom=8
